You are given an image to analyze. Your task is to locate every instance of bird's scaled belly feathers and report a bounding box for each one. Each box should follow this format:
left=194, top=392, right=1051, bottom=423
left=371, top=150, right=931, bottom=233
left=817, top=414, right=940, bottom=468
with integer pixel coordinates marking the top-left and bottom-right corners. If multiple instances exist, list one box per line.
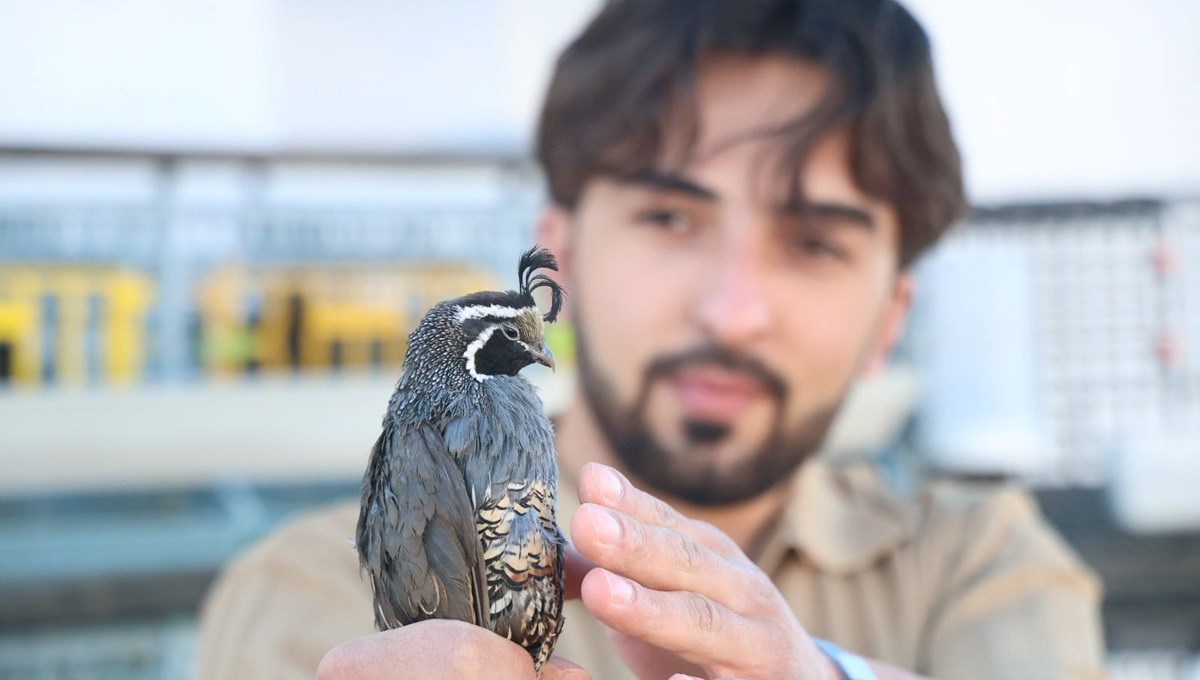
left=476, top=478, right=565, bottom=661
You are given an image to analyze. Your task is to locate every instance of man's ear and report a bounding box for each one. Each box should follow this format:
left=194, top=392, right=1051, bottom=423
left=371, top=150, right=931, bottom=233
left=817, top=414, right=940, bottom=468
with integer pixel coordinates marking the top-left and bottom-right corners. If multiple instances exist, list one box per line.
left=862, top=272, right=914, bottom=377
left=536, top=204, right=573, bottom=282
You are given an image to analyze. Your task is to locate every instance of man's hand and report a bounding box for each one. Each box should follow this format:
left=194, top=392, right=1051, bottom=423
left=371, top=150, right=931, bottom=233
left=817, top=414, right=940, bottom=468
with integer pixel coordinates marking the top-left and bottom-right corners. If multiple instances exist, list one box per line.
left=570, top=463, right=841, bottom=680
left=316, top=619, right=590, bottom=680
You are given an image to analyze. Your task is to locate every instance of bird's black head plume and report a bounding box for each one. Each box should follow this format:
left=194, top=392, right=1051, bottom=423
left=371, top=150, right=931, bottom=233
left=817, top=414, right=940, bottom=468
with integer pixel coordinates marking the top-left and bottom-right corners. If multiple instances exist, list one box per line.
left=518, top=247, right=565, bottom=322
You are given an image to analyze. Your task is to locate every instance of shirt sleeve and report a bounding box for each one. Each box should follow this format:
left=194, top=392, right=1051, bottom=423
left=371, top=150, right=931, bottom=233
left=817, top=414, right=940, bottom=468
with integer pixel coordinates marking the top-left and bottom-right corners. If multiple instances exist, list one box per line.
left=194, top=504, right=376, bottom=680
left=921, top=486, right=1110, bottom=680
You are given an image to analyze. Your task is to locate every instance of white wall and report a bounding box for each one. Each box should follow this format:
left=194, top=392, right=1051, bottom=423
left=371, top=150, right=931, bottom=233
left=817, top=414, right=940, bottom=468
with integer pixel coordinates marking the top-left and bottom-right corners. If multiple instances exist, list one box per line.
left=0, top=0, right=276, bottom=150
left=0, top=0, right=1196, bottom=200
left=905, top=0, right=1200, bottom=202
left=0, top=0, right=599, bottom=155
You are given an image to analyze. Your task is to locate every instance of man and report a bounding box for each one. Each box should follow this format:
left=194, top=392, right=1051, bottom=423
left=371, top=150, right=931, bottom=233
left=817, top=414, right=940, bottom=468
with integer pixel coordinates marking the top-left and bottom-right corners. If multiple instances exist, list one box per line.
left=196, top=1, right=1108, bottom=678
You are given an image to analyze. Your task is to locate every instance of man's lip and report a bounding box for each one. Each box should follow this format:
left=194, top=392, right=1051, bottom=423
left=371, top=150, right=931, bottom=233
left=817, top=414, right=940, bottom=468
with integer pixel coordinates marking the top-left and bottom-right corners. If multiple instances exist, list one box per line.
left=668, top=367, right=770, bottom=420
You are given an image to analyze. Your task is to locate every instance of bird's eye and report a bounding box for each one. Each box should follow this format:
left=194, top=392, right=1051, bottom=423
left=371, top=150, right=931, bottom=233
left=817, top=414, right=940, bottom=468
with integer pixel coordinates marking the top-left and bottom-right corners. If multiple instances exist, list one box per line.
left=501, top=324, right=520, bottom=341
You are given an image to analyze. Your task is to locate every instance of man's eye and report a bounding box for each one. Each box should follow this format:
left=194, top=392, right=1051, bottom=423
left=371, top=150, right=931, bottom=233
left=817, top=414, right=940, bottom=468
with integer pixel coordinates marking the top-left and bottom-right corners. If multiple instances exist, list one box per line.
left=791, top=237, right=847, bottom=261
left=636, top=209, right=692, bottom=233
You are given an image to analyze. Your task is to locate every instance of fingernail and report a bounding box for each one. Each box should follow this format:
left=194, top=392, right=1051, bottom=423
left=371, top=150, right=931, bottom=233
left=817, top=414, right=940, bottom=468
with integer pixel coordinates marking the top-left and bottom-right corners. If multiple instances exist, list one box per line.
left=603, top=570, right=634, bottom=605
left=589, top=507, right=621, bottom=545
left=595, top=465, right=624, bottom=503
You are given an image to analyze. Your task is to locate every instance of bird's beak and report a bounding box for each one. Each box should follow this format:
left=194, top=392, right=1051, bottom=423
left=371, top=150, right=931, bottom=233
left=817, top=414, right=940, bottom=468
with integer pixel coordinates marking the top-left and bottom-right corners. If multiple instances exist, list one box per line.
left=531, top=342, right=556, bottom=372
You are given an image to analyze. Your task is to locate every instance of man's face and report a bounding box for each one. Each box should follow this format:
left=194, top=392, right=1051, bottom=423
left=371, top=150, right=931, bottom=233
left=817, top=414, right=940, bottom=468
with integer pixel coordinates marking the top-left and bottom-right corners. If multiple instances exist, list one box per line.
left=545, top=55, right=910, bottom=506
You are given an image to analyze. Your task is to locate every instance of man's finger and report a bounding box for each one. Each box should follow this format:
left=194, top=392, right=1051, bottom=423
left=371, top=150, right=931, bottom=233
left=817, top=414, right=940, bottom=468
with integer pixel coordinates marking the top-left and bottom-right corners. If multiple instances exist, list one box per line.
left=578, top=567, right=745, bottom=666
left=317, top=620, right=535, bottom=680
left=544, top=656, right=593, bottom=680
left=577, top=463, right=741, bottom=559
left=562, top=543, right=597, bottom=601
left=572, top=503, right=744, bottom=605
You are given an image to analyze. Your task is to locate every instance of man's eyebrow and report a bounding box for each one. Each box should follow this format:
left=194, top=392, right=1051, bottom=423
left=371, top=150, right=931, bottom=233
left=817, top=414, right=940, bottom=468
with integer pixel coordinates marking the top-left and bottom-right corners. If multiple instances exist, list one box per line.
left=616, top=169, right=717, bottom=201
left=783, top=200, right=876, bottom=230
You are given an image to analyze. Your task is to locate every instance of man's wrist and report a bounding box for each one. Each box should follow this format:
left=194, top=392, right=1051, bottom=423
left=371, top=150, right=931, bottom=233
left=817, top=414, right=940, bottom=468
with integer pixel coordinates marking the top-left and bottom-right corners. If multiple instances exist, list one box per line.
left=812, top=638, right=879, bottom=680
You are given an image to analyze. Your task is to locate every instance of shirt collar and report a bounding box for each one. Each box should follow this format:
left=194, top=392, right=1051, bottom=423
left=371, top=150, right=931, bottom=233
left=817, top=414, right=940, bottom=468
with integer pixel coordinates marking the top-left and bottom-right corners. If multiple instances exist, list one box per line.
left=758, top=457, right=917, bottom=576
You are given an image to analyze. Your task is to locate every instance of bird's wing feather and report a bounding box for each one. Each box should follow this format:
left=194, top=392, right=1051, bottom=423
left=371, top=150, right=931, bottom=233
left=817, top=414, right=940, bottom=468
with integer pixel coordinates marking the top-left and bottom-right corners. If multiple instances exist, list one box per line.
left=357, top=421, right=488, bottom=629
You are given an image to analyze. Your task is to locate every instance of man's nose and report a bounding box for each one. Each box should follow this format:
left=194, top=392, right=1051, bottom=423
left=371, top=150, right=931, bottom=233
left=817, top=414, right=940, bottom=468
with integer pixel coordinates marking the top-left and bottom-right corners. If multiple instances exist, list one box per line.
left=693, top=250, right=773, bottom=348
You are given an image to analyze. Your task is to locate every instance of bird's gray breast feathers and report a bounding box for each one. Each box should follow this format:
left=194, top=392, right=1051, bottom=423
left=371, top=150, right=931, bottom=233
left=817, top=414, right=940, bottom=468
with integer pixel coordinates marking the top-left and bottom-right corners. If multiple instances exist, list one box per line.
left=357, top=374, right=564, bottom=670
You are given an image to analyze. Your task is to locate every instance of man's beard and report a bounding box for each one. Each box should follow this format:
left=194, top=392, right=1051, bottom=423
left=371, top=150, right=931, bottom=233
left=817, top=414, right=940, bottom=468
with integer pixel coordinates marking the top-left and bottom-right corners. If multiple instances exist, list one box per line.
left=574, top=324, right=844, bottom=507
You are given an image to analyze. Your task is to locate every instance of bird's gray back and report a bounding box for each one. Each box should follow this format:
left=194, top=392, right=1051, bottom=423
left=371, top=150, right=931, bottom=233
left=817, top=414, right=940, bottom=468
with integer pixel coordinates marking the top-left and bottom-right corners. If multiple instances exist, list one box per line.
left=356, top=417, right=489, bottom=629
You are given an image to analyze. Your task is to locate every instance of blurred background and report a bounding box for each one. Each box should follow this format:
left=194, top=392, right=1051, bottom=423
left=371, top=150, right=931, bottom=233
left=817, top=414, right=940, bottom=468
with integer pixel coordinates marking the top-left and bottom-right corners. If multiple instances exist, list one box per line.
left=0, top=0, right=1198, bottom=678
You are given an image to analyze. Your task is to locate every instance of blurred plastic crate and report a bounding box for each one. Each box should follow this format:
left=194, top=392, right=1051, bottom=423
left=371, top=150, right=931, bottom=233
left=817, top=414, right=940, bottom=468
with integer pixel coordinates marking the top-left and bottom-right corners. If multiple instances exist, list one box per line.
left=1109, top=650, right=1200, bottom=680
left=0, top=618, right=194, bottom=680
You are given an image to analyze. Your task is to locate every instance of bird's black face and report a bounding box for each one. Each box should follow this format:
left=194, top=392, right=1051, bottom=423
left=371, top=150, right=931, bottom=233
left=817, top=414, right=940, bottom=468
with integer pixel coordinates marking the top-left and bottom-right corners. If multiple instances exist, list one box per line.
left=460, top=308, right=556, bottom=381
left=437, top=247, right=563, bottom=382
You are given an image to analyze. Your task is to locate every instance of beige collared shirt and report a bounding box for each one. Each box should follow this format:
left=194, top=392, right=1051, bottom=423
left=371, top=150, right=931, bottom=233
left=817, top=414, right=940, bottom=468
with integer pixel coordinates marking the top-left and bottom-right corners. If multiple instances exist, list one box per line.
left=195, top=459, right=1109, bottom=680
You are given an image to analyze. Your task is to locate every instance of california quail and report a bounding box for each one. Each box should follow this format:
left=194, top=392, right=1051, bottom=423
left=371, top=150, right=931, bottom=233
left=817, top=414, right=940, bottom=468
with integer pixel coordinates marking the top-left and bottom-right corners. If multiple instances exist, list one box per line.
left=356, top=247, right=566, bottom=672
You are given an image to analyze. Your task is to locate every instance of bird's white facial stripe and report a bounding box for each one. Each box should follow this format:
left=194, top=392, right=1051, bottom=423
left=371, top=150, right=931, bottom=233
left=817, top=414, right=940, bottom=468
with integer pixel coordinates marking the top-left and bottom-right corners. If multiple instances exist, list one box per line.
left=456, top=304, right=536, bottom=322
left=464, top=325, right=497, bottom=382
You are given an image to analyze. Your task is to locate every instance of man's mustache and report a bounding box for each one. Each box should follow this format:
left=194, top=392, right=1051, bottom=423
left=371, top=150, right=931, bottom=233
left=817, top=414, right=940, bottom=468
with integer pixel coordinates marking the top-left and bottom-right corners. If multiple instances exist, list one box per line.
left=644, top=344, right=787, bottom=401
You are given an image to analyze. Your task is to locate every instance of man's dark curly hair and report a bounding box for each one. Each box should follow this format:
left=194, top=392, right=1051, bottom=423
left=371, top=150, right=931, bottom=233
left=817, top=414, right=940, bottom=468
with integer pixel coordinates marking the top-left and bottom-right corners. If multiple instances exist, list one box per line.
left=536, top=0, right=967, bottom=268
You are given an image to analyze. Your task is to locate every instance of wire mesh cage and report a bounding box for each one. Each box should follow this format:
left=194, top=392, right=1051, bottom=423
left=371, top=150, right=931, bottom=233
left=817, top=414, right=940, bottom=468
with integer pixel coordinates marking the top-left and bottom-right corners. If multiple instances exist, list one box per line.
left=911, top=199, right=1200, bottom=488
